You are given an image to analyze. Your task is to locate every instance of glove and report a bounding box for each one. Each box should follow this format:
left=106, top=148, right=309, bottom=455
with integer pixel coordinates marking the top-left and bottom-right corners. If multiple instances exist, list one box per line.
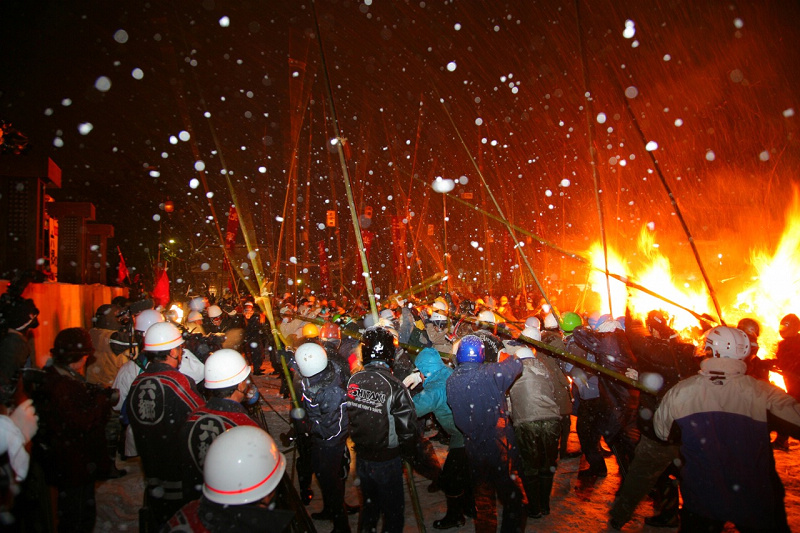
left=400, top=439, right=417, bottom=463
left=0, top=415, right=30, bottom=481
left=625, top=368, right=639, bottom=381
left=9, top=399, right=38, bottom=442
left=244, top=383, right=260, bottom=405
left=402, top=371, right=423, bottom=390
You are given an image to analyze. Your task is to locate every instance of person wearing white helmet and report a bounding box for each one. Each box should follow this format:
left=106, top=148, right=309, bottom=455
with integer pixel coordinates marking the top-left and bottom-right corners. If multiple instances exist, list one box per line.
left=204, top=304, right=224, bottom=334
left=185, top=310, right=205, bottom=335
left=293, top=343, right=354, bottom=531
left=537, top=319, right=582, bottom=461
left=507, top=345, right=563, bottom=520
left=179, top=349, right=261, bottom=501
left=109, top=309, right=165, bottom=461
left=126, top=321, right=205, bottom=530
left=569, top=318, right=639, bottom=479
left=654, top=326, right=800, bottom=532
left=525, top=316, right=541, bottom=330
left=464, top=310, right=504, bottom=364
left=425, top=302, right=453, bottom=355
left=164, top=425, right=296, bottom=532
left=187, top=295, right=207, bottom=314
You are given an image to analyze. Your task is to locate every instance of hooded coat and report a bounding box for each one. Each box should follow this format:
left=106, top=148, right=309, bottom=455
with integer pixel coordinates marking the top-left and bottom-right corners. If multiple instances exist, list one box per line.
left=446, top=356, right=522, bottom=458
left=411, top=348, right=464, bottom=449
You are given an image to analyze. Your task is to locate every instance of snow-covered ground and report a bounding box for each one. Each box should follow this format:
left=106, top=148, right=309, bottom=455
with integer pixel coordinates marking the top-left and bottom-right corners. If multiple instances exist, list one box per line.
left=94, top=366, right=800, bottom=532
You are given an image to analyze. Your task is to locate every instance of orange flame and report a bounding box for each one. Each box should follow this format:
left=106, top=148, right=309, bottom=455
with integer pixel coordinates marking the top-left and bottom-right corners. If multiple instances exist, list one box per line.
left=586, top=228, right=710, bottom=338
left=726, top=189, right=800, bottom=356
left=585, top=189, right=799, bottom=369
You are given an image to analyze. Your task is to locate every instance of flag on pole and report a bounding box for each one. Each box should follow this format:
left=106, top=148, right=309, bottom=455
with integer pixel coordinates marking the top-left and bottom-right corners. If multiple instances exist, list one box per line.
left=117, top=246, right=129, bottom=285
left=225, top=205, right=240, bottom=252
left=152, top=266, right=170, bottom=307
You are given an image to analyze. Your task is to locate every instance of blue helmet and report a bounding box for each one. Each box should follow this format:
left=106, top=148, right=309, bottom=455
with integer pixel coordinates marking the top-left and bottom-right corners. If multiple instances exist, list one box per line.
left=456, top=335, right=485, bottom=364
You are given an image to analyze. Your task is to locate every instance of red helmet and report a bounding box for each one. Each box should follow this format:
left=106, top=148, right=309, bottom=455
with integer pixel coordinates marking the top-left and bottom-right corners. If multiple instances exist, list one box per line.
left=320, top=321, right=341, bottom=341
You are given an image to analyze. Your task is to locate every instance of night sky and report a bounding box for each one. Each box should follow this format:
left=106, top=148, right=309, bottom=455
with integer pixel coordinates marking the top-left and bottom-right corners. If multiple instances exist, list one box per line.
left=1, top=0, right=798, bottom=301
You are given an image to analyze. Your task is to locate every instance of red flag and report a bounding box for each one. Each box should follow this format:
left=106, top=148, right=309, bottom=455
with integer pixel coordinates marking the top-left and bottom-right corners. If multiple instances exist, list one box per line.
left=224, top=205, right=240, bottom=252
left=152, top=267, right=170, bottom=307
left=117, top=246, right=129, bottom=285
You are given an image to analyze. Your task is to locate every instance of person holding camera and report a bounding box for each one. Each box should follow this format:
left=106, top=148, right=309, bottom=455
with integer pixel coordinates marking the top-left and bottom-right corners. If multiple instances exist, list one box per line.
left=32, top=327, right=118, bottom=532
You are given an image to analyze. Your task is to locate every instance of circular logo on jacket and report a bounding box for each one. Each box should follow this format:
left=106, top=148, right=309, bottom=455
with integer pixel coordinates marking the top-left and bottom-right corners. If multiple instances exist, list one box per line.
left=130, top=376, right=166, bottom=425
left=187, top=414, right=227, bottom=470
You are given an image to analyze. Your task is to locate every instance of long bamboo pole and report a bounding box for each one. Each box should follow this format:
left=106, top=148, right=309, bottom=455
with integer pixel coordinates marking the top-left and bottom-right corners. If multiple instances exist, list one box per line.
left=311, top=1, right=379, bottom=323
left=606, top=76, right=726, bottom=325
left=436, top=96, right=563, bottom=325
left=410, top=175, right=718, bottom=325
left=575, top=0, right=615, bottom=317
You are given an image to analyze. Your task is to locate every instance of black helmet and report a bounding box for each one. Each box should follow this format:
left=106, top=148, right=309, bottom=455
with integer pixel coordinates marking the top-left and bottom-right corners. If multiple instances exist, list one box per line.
left=360, top=327, right=396, bottom=367
left=0, top=296, right=39, bottom=332
left=94, top=304, right=122, bottom=330
left=51, top=327, right=94, bottom=364
left=645, top=310, right=673, bottom=338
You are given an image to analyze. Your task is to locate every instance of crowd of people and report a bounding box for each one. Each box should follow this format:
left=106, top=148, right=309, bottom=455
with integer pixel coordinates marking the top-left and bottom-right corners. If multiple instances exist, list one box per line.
left=1, top=277, right=800, bottom=533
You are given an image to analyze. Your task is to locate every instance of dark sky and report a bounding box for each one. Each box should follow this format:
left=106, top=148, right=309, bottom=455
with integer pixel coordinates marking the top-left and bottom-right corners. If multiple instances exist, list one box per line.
left=1, top=0, right=798, bottom=300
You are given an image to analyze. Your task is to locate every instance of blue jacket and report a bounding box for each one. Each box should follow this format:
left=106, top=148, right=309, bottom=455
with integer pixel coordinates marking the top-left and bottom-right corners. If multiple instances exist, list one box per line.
left=411, top=348, right=464, bottom=449
left=655, top=356, right=800, bottom=528
left=298, top=362, right=349, bottom=447
left=446, top=356, right=522, bottom=458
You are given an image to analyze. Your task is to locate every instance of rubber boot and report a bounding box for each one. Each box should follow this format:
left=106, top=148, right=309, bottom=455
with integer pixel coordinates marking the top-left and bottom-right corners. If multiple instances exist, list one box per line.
left=433, top=496, right=466, bottom=529
left=539, top=475, right=555, bottom=516
left=524, top=480, right=541, bottom=519
left=332, top=510, right=352, bottom=533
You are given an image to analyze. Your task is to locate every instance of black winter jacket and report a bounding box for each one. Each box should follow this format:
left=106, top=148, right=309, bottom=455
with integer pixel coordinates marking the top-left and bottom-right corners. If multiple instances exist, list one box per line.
left=346, top=362, right=418, bottom=461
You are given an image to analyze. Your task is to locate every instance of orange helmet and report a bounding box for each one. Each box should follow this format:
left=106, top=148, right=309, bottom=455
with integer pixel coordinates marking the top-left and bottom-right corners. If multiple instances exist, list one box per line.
left=301, top=323, right=320, bottom=338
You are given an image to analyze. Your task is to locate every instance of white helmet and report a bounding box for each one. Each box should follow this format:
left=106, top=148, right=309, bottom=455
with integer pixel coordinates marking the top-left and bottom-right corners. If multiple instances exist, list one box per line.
left=363, top=313, right=377, bottom=329
left=701, top=326, right=751, bottom=360
left=521, top=326, right=541, bottom=342
left=207, top=305, right=223, bottom=319
left=187, top=311, right=203, bottom=323
left=516, top=347, right=535, bottom=359
left=144, top=321, right=185, bottom=351
left=188, top=296, right=206, bottom=312
left=432, top=301, right=447, bottom=313
left=204, top=349, right=251, bottom=389
left=295, top=343, right=328, bottom=377
left=430, top=312, right=447, bottom=322
left=525, top=316, right=541, bottom=329
left=380, top=309, right=395, bottom=320
left=203, top=426, right=286, bottom=505
left=135, top=309, right=165, bottom=333
left=478, top=310, right=496, bottom=325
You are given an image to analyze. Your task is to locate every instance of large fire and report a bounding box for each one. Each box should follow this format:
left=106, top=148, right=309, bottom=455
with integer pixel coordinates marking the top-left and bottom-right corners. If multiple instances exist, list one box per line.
left=584, top=190, right=800, bottom=391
